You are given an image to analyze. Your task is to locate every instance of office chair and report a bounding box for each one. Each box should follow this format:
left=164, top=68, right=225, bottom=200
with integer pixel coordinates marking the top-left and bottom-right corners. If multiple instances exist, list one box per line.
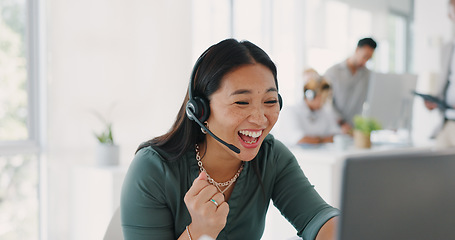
left=103, top=207, right=123, bottom=240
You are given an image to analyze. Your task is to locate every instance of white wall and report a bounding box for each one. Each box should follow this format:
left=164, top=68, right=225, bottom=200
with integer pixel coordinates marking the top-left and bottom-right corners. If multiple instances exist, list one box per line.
left=46, top=0, right=192, bottom=239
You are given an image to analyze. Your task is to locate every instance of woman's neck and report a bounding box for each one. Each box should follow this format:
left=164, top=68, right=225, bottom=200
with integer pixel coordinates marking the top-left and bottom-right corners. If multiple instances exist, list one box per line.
left=197, top=141, right=243, bottom=182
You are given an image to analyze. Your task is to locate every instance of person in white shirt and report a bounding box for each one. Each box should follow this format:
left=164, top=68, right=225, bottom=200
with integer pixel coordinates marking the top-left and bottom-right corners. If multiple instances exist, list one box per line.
left=323, top=38, right=377, bottom=134
left=424, top=0, right=455, bottom=148
left=274, top=69, right=341, bottom=145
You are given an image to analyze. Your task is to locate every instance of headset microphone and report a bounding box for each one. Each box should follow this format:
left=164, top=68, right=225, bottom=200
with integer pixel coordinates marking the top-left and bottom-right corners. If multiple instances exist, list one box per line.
left=188, top=110, right=241, bottom=154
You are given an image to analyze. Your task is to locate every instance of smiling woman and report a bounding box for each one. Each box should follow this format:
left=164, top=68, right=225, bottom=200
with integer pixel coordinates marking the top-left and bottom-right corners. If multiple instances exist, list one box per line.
left=120, top=39, right=339, bottom=240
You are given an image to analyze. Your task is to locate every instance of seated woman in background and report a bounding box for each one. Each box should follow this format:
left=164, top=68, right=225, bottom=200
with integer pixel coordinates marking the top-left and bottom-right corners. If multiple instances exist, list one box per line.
left=274, top=68, right=341, bottom=145
left=121, top=39, right=339, bottom=240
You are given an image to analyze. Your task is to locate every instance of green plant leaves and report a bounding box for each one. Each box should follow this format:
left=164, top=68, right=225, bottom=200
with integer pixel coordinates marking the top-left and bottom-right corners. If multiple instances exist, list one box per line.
left=353, top=115, right=382, bottom=135
left=94, top=123, right=114, bottom=145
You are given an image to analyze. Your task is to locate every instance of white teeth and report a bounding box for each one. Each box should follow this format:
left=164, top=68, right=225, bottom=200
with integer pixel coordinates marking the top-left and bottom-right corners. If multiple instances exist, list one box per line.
left=239, top=130, right=262, bottom=138
left=244, top=138, right=258, bottom=144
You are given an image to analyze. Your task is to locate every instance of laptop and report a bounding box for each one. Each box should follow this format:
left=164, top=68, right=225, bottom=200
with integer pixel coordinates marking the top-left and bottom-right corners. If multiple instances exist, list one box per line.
left=337, top=149, right=455, bottom=240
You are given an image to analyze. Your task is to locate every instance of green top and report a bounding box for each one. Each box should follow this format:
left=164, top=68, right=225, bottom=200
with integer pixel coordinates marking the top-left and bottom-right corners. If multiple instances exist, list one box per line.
left=121, top=135, right=339, bottom=240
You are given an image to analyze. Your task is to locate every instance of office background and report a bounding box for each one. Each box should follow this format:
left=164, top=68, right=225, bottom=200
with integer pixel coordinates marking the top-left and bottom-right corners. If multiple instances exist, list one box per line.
left=0, top=0, right=452, bottom=239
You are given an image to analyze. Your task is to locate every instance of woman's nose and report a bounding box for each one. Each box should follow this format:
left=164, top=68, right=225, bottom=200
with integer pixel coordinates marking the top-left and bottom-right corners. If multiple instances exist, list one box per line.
left=248, top=106, right=267, bottom=125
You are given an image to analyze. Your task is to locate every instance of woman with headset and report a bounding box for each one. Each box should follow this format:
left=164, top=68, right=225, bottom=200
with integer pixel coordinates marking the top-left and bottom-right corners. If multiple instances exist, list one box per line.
left=273, top=69, right=341, bottom=146
left=121, top=39, right=339, bottom=240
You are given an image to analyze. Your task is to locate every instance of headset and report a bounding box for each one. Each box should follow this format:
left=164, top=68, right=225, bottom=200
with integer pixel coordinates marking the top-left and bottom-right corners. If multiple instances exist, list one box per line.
left=303, top=78, right=330, bottom=101
left=304, top=89, right=316, bottom=101
left=185, top=50, right=282, bottom=154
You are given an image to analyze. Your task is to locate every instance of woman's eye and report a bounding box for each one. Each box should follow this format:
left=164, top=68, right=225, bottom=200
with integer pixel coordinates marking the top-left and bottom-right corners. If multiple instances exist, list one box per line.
left=265, top=100, right=278, bottom=104
left=235, top=101, right=249, bottom=105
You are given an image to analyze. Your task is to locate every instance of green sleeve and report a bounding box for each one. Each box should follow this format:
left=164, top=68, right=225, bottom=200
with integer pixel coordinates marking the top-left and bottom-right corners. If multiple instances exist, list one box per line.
left=271, top=140, right=339, bottom=240
left=120, top=147, right=175, bottom=240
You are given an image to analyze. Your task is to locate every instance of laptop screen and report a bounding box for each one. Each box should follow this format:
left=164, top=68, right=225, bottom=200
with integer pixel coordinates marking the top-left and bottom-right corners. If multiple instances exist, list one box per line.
left=337, top=149, right=455, bottom=240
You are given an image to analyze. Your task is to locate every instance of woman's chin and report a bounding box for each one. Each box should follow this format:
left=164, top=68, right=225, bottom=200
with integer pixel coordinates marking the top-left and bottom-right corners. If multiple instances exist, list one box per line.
left=236, top=143, right=263, bottom=161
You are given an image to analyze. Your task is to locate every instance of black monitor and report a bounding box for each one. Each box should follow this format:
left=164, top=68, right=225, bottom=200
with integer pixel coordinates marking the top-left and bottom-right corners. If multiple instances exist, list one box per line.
left=338, top=149, right=455, bottom=240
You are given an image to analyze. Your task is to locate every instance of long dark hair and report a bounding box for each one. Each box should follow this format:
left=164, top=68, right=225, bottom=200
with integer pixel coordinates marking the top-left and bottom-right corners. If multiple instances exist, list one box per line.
left=137, top=39, right=278, bottom=161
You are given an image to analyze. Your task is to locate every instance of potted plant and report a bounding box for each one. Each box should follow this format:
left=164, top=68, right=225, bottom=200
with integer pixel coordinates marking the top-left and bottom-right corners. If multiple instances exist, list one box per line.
left=93, top=113, right=119, bottom=166
left=353, top=115, right=381, bottom=148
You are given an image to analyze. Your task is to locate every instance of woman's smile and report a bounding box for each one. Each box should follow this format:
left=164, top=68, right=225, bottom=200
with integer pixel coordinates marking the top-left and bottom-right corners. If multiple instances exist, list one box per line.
left=238, top=129, right=263, bottom=146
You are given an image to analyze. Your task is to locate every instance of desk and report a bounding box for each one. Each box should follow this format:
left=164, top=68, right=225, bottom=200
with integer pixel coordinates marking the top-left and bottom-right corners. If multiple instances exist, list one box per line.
left=262, top=142, right=432, bottom=240
left=290, top=143, right=415, bottom=207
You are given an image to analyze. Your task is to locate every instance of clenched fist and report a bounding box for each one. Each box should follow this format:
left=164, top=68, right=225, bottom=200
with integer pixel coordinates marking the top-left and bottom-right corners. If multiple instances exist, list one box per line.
left=184, top=172, right=229, bottom=239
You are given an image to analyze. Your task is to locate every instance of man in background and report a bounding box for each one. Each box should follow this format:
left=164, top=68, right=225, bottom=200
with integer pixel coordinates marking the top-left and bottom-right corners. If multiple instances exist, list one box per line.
left=324, top=37, right=377, bottom=134
left=424, top=0, right=455, bottom=148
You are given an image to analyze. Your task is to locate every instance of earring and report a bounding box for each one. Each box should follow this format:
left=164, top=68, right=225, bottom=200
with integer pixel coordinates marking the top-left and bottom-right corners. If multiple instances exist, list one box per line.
left=201, top=121, right=208, bottom=134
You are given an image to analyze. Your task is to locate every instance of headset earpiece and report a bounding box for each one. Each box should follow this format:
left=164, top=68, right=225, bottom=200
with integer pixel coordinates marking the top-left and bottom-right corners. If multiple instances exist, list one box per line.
left=186, top=49, right=211, bottom=122
left=304, top=89, right=316, bottom=101
left=278, top=93, right=283, bottom=110
left=185, top=96, right=210, bottom=122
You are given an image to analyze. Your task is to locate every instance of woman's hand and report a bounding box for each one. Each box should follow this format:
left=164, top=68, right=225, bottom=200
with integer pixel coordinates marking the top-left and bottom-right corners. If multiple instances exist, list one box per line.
left=184, top=171, right=229, bottom=239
